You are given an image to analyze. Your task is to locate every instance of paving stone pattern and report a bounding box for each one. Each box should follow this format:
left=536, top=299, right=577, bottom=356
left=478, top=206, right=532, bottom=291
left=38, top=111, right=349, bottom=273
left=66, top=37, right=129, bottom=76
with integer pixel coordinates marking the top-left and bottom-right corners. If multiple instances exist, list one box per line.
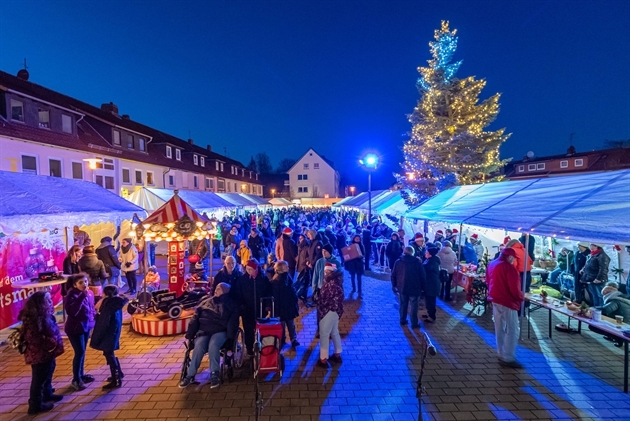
left=1, top=269, right=630, bottom=420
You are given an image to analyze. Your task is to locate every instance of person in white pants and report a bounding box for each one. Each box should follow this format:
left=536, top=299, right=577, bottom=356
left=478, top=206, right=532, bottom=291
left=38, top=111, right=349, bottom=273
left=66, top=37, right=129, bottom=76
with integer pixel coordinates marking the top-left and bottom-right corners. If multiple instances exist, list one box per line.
left=487, top=247, right=524, bottom=368
left=317, top=267, right=344, bottom=368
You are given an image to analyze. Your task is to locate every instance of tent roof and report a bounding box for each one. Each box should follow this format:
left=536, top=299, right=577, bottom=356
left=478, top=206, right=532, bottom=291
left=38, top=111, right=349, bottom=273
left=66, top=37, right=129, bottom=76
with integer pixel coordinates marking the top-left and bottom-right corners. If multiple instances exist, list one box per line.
left=0, top=171, right=145, bottom=232
left=239, top=194, right=270, bottom=206
left=405, top=170, right=630, bottom=244
left=143, top=193, right=206, bottom=225
left=269, top=198, right=292, bottom=207
left=356, top=190, right=398, bottom=210
left=127, top=188, right=234, bottom=214
left=331, top=196, right=354, bottom=207
left=216, top=193, right=258, bottom=208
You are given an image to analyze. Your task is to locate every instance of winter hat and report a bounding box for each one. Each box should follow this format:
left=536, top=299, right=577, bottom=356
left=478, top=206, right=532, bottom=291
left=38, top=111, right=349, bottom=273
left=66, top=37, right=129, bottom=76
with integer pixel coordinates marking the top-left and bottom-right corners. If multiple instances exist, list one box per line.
left=435, top=230, right=443, bottom=236
left=452, top=229, right=459, bottom=234
left=577, top=241, right=589, bottom=248
left=590, top=243, right=603, bottom=249
left=100, top=236, right=112, bottom=243
left=215, top=282, right=231, bottom=296
left=245, top=259, right=259, bottom=271
left=123, top=237, right=133, bottom=244
left=470, top=233, right=479, bottom=240
left=83, top=245, right=95, bottom=254
left=501, top=248, right=517, bottom=258
left=282, top=227, right=293, bottom=235
left=324, top=262, right=336, bottom=273
left=503, top=236, right=511, bottom=245
left=323, top=244, right=334, bottom=255
left=414, top=233, right=424, bottom=240
left=427, top=246, right=439, bottom=257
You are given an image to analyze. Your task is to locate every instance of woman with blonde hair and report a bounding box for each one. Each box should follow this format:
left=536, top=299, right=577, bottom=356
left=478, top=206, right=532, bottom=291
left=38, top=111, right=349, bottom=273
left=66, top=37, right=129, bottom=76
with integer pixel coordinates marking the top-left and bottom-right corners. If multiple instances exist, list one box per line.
left=270, top=260, right=300, bottom=347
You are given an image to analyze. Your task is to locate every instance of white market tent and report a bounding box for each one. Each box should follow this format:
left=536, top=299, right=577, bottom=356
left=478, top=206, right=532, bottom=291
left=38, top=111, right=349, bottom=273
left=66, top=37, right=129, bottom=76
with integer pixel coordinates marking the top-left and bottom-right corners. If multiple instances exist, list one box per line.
left=404, top=170, right=630, bottom=244
left=0, top=171, right=146, bottom=233
left=331, top=196, right=354, bottom=207
left=216, top=193, right=260, bottom=209
left=239, top=193, right=271, bottom=208
left=126, top=188, right=234, bottom=215
left=268, top=197, right=292, bottom=207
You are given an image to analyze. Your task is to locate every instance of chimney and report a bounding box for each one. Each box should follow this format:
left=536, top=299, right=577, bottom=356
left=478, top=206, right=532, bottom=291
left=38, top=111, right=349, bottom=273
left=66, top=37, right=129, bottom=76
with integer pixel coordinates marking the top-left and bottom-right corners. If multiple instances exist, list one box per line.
left=206, top=145, right=212, bottom=152
left=17, top=69, right=30, bottom=81
left=188, top=138, right=194, bottom=145
left=121, top=114, right=130, bottom=120
left=566, top=145, right=576, bottom=156
left=101, top=102, right=119, bottom=115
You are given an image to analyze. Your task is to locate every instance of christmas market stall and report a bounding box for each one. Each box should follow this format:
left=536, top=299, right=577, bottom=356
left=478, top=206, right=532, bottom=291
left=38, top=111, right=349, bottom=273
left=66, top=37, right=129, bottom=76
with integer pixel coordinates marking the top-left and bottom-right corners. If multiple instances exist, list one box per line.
left=0, top=171, right=144, bottom=331
left=131, top=190, right=218, bottom=336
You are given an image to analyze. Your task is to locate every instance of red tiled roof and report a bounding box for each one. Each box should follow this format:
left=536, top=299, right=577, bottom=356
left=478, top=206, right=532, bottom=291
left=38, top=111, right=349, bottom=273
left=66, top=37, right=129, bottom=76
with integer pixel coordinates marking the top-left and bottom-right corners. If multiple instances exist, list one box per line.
left=0, top=70, right=258, bottom=183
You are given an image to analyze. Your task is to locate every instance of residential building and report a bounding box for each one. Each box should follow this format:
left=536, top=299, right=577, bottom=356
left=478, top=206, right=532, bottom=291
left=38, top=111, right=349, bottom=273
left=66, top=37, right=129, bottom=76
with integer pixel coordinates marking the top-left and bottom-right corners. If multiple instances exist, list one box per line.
left=505, top=146, right=630, bottom=179
left=0, top=69, right=263, bottom=198
left=287, top=148, right=339, bottom=199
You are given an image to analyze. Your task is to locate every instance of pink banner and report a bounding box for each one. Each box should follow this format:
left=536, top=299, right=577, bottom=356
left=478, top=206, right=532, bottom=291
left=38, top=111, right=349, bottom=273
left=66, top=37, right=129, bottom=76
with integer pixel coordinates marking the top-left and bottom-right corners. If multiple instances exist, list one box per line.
left=0, top=231, right=66, bottom=330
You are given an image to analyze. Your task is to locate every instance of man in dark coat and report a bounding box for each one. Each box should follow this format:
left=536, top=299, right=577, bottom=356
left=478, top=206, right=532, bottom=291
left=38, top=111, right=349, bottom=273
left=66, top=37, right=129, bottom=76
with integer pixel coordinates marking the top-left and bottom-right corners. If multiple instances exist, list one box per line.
left=295, top=234, right=311, bottom=301
left=410, top=233, right=426, bottom=262
left=334, top=225, right=347, bottom=264
left=96, top=237, right=121, bottom=287
left=361, top=226, right=373, bottom=272
left=307, top=229, right=324, bottom=270
left=572, top=241, right=590, bottom=303
left=179, top=282, right=239, bottom=388
left=232, top=260, right=270, bottom=356
left=78, top=245, right=107, bottom=288
left=247, top=228, right=266, bottom=262
left=391, top=247, right=426, bottom=327
left=422, top=243, right=441, bottom=323
left=581, top=243, right=611, bottom=307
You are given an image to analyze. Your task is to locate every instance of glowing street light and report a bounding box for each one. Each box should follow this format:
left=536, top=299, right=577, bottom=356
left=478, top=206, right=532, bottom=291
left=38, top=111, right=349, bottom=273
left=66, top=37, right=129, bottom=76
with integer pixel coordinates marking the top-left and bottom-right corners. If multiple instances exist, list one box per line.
left=270, top=188, right=276, bottom=198
left=349, top=186, right=355, bottom=196
left=360, top=153, right=379, bottom=222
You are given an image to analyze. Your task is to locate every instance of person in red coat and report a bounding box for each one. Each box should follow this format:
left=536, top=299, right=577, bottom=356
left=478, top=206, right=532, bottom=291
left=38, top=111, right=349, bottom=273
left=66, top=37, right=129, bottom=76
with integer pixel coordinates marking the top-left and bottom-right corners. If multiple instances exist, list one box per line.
left=487, top=247, right=524, bottom=368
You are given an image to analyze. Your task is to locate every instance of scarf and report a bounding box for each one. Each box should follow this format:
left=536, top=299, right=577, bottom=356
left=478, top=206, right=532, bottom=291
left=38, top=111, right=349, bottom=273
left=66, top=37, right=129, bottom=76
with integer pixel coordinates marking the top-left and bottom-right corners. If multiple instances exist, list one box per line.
left=121, top=241, right=132, bottom=254
left=590, top=248, right=601, bottom=257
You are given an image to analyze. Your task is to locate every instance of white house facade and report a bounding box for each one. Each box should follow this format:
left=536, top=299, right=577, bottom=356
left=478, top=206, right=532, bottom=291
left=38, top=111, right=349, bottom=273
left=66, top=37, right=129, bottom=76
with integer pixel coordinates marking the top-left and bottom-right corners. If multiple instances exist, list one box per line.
left=287, top=148, right=340, bottom=199
left=0, top=69, right=263, bottom=199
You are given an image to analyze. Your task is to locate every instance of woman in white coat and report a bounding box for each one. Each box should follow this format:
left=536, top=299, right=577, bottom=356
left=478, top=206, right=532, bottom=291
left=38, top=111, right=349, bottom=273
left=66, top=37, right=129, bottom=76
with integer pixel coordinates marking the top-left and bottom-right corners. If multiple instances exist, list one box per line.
left=437, top=241, right=458, bottom=301
left=119, top=238, right=139, bottom=295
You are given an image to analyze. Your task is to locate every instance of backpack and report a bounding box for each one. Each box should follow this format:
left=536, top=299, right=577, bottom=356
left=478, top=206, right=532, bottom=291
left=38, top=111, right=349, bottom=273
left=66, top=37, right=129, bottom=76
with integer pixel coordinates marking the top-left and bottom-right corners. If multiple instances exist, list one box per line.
left=8, top=327, right=27, bottom=354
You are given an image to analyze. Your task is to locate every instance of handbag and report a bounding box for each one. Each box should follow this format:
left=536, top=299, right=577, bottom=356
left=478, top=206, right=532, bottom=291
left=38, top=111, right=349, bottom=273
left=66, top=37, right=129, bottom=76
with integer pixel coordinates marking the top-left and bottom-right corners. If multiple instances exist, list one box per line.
left=188, top=241, right=203, bottom=263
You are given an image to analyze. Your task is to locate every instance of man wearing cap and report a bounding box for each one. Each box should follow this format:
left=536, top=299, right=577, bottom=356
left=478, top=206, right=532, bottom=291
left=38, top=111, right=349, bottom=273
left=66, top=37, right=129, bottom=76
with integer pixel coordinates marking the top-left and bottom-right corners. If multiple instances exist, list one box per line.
left=470, top=234, right=484, bottom=261
left=433, top=230, right=445, bottom=244
left=275, top=227, right=297, bottom=277
left=581, top=243, right=611, bottom=307
left=312, top=244, right=341, bottom=295
left=487, top=247, right=524, bottom=369
left=179, top=282, right=240, bottom=389
left=96, top=237, right=121, bottom=287
left=232, top=260, right=270, bottom=356
left=572, top=242, right=590, bottom=302
left=410, top=233, right=426, bottom=262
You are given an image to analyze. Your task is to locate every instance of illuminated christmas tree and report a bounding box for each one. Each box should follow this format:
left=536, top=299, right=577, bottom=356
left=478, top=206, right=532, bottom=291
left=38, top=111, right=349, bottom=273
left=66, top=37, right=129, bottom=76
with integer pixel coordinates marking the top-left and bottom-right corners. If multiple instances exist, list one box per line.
left=398, top=21, right=510, bottom=205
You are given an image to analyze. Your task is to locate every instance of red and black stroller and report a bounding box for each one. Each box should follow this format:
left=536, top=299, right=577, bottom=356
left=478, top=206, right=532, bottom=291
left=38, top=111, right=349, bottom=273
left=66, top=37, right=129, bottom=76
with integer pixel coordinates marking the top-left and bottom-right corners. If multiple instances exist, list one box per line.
left=252, top=297, right=285, bottom=378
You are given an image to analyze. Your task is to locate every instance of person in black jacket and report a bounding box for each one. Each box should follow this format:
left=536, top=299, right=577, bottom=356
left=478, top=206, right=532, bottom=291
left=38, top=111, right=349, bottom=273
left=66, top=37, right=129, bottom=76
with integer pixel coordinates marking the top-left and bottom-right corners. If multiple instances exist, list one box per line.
left=248, top=228, right=266, bottom=262
left=385, top=233, right=404, bottom=270
left=270, top=261, right=300, bottom=347
left=78, top=245, right=107, bottom=296
left=334, top=225, right=347, bottom=264
left=306, top=229, right=324, bottom=270
left=90, top=285, right=128, bottom=390
left=581, top=243, right=611, bottom=307
left=212, top=256, right=242, bottom=296
left=422, top=243, right=441, bottom=322
left=96, top=237, right=121, bottom=287
left=392, top=247, right=426, bottom=327
left=275, top=228, right=298, bottom=278
left=361, top=226, right=373, bottom=272
left=344, top=235, right=365, bottom=294
left=572, top=242, right=590, bottom=303
left=63, top=245, right=82, bottom=276
left=232, top=260, right=271, bottom=356
left=295, top=234, right=311, bottom=302
left=179, top=282, right=239, bottom=389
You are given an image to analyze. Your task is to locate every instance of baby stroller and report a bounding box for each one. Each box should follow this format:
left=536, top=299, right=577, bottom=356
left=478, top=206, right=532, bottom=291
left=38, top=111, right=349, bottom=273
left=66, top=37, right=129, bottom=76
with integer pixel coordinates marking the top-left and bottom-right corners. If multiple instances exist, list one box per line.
left=252, top=297, right=284, bottom=378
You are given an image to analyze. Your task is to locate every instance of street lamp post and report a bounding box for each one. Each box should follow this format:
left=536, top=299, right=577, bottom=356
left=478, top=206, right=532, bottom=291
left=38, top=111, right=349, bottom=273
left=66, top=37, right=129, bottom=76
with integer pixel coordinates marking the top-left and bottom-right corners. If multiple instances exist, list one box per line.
left=359, top=154, right=379, bottom=223
left=270, top=188, right=276, bottom=198
left=349, top=186, right=355, bottom=196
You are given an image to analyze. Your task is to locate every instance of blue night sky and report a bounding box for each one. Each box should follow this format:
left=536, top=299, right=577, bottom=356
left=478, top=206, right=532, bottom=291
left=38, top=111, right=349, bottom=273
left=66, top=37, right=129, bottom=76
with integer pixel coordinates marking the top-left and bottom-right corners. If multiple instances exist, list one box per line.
left=1, top=0, right=629, bottom=191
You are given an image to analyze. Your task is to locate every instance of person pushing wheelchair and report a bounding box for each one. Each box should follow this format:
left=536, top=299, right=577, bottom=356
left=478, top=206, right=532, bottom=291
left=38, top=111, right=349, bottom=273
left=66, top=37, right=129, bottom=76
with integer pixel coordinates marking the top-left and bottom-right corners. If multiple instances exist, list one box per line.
left=179, top=283, right=239, bottom=389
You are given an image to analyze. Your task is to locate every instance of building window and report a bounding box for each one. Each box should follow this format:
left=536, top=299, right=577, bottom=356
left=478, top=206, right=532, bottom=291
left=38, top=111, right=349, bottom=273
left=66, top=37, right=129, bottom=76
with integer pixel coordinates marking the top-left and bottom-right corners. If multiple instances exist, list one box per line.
left=193, top=155, right=198, bottom=166
left=249, top=171, right=252, bottom=179
left=38, top=109, right=50, bottom=128
left=127, top=134, right=134, bottom=149
left=298, top=186, right=309, bottom=193
left=536, top=163, right=545, bottom=170
left=298, top=174, right=302, bottom=180
left=215, top=161, right=219, bottom=170
left=138, top=137, right=146, bottom=152
left=575, top=158, right=583, bottom=167
left=200, top=157, right=205, bottom=167
left=135, top=170, right=142, bottom=184
left=234, top=182, right=237, bottom=191
left=242, top=169, right=245, bottom=177
left=518, top=165, right=524, bottom=173
left=256, top=174, right=258, bottom=180
left=206, top=178, right=214, bottom=190
left=147, top=171, right=154, bottom=185
left=560, top=160, right=568, bottom=168
left=168, top=175, right=175, bottom=186
left=175, top=149, right=181, bottom=161
left=193, top=176, right=198, bottom=188
left=72, top=162, right=83, bottom=179
left=220, top=163, right=224, bottom=171
left=303, top=163, right=309, bottom=170
left=95, top=175, right=115, bottom=190
left=122, top=168, right=131, bottom=184
left=61, top=114, right=72, bottom=133
left=297, top=174, right=308, bottom=180
left=314, top=163, right=319, bottom=169
left=22, top=155, right=37, bottom=174
left=11, top=99, right=24, bottom=121
left=95, top=157, right=114, bottom=170
left=113, top=130, right=121, bottom=146
left=217, top=179, right=225, bottom=191
left=49, top=159, right=62, bottom=177
left=166, top=146, right=172, bottom=158
left=528, top=164, right=536, bottom=171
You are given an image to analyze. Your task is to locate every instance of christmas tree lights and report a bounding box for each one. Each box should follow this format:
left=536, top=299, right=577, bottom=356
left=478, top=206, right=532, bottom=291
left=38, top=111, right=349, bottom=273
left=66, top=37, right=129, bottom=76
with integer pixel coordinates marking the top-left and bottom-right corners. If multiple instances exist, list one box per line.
left=398, top=21, right=510, bottom=206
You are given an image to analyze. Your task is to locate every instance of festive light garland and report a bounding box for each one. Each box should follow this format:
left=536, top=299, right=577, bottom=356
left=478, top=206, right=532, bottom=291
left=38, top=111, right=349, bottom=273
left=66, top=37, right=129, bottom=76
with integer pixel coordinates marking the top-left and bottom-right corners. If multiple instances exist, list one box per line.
left=397, top=21, right=511, bottom=205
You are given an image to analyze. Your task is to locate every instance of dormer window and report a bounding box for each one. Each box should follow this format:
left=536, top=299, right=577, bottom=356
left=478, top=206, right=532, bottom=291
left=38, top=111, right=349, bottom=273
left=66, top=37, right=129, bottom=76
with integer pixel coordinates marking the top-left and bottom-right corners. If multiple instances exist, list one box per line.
left=175, top=149, right=181, bottom=161
left=193, top=154, right=199, bottom=166
left=241, top=168, right=245, bottom=177
left=113, top=130, right=121, bottom=146
left=11, top=99, right=24, bottom=122
left=166, top=145, right=172, bottom=158
left=38, top=109, right=50, bottom=128
left=138, top=137, right=146, bottom=152
left=220, top=162, right=224, bottom=171
left=127, top=134, right=134, bottom=149
left=61, top=114, right=72, bottom=133
left=215, top=161, right=219, bottom=171
left=200, top=157, right=205, bottom=167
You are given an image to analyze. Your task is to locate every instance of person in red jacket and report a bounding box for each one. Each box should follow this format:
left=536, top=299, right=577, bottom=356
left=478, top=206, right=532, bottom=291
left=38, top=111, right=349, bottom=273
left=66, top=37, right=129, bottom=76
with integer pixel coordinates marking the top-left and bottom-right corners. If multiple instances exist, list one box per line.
left=487, top=247, right=524, bottom=368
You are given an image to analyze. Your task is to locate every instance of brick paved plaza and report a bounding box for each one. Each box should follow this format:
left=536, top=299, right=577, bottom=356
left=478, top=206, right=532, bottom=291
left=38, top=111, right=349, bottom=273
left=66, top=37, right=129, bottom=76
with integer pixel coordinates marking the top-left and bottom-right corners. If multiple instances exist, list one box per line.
left=2, top=270, right=630, bottom=421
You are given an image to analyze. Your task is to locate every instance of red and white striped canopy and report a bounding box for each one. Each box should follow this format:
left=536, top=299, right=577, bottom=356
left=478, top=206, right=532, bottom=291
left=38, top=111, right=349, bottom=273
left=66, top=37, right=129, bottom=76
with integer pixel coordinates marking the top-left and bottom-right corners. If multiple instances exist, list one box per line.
left=142, top=193, right=206, bottom=225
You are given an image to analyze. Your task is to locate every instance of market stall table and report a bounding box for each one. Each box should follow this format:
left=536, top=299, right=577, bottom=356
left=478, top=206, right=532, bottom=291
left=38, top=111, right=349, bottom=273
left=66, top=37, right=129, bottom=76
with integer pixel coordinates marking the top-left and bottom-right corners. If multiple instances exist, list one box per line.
left=372, top=238, right=390, bottom=273
left=13, top=276, right=68, bottom=321
left=526, top=293, right=630, bottom=393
